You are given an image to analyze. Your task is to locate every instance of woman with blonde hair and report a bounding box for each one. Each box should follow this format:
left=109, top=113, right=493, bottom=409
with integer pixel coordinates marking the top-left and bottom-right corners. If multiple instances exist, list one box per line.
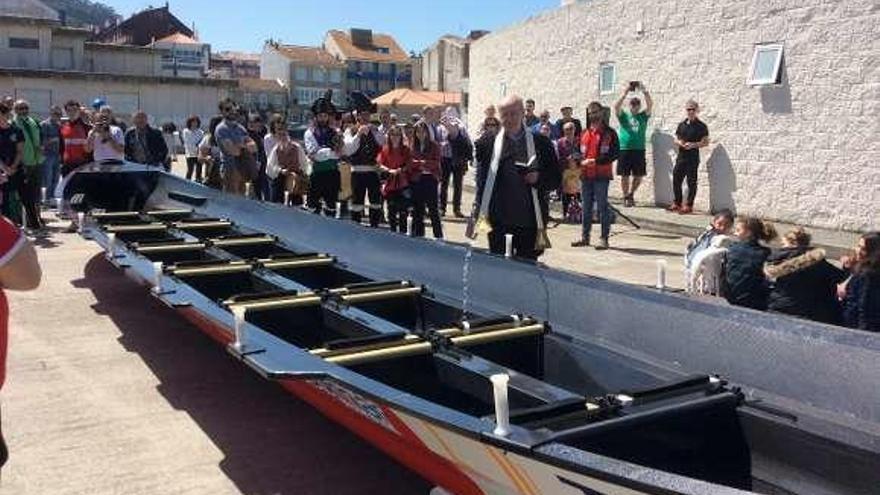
left=724, top=217, right=776, bottom=310
left=765, top=227, right=847, bottom=324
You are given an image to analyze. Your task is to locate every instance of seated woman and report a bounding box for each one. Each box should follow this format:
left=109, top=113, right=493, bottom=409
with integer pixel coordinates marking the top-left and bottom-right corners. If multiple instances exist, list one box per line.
left=764, top=228, right=847, bottom=325
left=724, top=217, right=776, bottom=311
left=842, top=232, right=880, bottom=332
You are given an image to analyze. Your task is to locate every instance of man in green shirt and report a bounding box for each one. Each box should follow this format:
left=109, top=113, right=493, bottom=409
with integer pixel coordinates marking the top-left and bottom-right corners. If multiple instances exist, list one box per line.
left=613, top=82, right=652, bottom=207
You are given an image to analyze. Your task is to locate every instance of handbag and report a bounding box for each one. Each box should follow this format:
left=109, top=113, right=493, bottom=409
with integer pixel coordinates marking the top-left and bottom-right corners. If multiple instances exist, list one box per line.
left=284, top=171, right=310, bottom=197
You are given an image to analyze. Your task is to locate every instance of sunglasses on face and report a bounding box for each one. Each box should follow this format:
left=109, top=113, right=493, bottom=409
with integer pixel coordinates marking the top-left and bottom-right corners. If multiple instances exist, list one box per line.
left=686, top=108, right=697, bottom=112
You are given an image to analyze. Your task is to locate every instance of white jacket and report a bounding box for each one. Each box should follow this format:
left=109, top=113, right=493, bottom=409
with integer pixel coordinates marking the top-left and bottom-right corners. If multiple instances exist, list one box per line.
left=686, top=235, right=734, bottom=296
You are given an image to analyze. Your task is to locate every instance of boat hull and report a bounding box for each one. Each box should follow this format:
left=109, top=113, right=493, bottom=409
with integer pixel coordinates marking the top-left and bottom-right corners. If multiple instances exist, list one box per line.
left=67, top=164, right=880, bottom=495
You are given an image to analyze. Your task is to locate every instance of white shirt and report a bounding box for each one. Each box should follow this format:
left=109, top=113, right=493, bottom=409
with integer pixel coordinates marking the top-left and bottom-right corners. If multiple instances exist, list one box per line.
left=91, top=126, right=124, bottom=161
left=182, top=128, right=205, bottom=157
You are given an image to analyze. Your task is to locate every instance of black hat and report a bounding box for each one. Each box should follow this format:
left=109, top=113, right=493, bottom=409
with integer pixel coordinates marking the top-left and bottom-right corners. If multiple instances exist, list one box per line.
left=311, top=90, right=337, bottom=116
left=349, top=91, right=377, bottom=114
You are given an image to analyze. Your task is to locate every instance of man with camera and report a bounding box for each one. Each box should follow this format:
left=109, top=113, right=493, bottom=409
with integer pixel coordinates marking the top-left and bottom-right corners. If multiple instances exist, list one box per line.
left=85, top=114, right=124, bottom=162
left=613, top=81, right=652, bottom=207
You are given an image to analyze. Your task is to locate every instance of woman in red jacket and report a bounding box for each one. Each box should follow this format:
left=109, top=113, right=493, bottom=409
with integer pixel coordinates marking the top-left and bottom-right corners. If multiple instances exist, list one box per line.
left=408, top=121, right=443, bottom=239
left=377, top=126, right=411, bottom=233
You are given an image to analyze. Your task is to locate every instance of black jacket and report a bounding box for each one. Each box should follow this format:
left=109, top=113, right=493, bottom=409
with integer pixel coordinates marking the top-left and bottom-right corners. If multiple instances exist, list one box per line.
left=765, top=247, right=847, bottom=325
left=724, top=240, right=771, bottom=311
left=449, top=131, right=474, bottom=168
left=842, top=270, right=880, bottom=332
left=474, top=130, right=561, bottom=224
left=124, top=126, right=168, bottom=166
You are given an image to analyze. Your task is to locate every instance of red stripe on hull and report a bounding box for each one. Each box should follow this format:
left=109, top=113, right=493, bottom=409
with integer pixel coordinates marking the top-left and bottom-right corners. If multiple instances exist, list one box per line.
left=282, top=380, right=485, bottom=495
left=177, top=306, right=234, bottom=346
left=174, top=305, right=483, bottom=494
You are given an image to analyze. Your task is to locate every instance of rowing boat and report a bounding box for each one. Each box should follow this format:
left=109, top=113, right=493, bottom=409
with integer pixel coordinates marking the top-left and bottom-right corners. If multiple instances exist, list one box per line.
left=65, top=162, right=880, bottom=495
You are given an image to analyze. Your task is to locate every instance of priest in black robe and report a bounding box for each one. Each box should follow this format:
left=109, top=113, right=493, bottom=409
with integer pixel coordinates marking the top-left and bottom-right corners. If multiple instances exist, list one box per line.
left=474, top=95, right=561, bottom=260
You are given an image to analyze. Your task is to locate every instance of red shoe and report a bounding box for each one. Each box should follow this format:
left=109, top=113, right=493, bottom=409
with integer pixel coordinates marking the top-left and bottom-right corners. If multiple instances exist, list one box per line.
left=679, top=205, right=693, bottom=214
left=667, top=203, right=681, bottom=212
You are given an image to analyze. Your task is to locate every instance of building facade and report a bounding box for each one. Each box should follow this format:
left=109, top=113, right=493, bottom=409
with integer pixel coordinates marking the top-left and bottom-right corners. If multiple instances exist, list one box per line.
left=91, top=5, right=193, bottom=47
left=0, top=12, right=233, bottom=124
left=468, top=0, right=880, bottom=232
left=230, top=78, right=289, bottom=120
left=210, top=51, right=260, bottom=80
left=260, top=42, right=346, bottom=121
left=323, top=29, right=413, bottom=98
left=150, top=32, right=210, bottom=78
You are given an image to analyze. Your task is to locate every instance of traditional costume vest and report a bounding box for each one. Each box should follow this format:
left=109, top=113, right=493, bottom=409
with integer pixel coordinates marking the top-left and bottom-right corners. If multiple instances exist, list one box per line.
left=349, top=130, right=380, bottom=173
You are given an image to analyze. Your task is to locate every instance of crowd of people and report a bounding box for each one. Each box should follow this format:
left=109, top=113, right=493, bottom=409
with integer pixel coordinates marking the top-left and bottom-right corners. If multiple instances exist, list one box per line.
left=178, top=93, right=475, bottom=241
left=1, top=88, right=876, bottom=333
left=0, top=96, right=173, bottom=232
left=685, top=211, right=880, bottom=332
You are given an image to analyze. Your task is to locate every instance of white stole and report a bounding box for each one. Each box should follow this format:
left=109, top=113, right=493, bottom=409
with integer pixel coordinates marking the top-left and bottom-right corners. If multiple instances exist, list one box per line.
left=477, top=128, right=536, bottom=228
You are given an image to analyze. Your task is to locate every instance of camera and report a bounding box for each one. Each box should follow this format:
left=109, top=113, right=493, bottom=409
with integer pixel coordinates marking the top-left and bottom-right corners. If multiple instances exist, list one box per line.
left=629, top=81, right=640, bottom=91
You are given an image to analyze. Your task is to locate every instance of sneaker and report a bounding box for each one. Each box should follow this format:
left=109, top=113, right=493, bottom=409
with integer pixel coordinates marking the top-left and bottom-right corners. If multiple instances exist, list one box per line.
left=679, top=205, right=693, bottom=214
left=571, top=238, right=590, bottom=247
left=595, top=238, right=609, bottom=250
left=667, top=203, right=681, bottom=212
left=624, top=195, right=635, bottom=207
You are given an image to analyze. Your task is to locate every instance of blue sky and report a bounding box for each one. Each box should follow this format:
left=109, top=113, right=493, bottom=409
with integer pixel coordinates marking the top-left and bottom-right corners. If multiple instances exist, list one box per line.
left=107, top=1, right=559, bottom=53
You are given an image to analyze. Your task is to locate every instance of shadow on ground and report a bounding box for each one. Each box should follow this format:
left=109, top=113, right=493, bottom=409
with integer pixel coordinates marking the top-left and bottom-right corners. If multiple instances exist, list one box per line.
left=72, top=255, right=430, bottom=495
left=609, top=246, right=682, bottom=257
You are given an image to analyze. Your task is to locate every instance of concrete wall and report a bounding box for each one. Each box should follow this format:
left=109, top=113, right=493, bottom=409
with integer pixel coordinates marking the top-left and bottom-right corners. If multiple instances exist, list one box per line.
left=85, top=44, right=161, bottom=77
left=0, top=73, right=232, bottom=126
left=468, top=0, right=880, bottom=232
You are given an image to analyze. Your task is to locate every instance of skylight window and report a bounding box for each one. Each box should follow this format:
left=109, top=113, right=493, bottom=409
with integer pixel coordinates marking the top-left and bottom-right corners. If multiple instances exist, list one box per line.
left=748, top=43, right=784, bottom=86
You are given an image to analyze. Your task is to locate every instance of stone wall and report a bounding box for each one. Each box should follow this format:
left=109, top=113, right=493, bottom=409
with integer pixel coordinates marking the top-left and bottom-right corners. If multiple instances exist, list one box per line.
left=468, top=0, right=880, bottom=232
left=0, top=72, right=232, bottom=126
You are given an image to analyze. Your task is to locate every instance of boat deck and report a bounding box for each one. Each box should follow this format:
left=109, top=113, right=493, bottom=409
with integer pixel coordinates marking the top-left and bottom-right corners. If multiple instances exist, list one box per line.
left=1, top=218, right=429, bottom=495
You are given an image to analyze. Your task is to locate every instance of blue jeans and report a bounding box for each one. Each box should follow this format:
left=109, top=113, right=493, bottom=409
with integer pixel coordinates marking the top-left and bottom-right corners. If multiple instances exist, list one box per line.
left=42, top=154, right=60, bottom=200
left=581, top=178, right=610, bottom=240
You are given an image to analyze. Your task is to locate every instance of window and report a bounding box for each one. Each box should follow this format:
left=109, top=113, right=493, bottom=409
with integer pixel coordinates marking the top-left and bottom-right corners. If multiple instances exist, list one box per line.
left=258, top=93, right=269, bottom=109
left=51, top=47, right=74, bottom=70
left=376, top=47, right=389, bottom=54
left=329, top=70, right=342, bottom=83
left=294, top=66, right=309, bottom=81
left=9, top=37, right=39, bottom=49
left=748, top=43, right=784, bottom=86
left=312, top=68, right=325, bottom=83
left=599, top=63, right=615, bottom=95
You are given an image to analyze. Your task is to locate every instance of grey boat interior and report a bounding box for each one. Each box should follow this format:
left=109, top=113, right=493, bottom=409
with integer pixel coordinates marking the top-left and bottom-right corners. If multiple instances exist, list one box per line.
left=67, top=164, right=880, bottom=495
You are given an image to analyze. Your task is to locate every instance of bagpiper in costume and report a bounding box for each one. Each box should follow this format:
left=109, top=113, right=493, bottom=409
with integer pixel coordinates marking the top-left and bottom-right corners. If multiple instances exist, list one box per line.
left=304, top=91, right=342, bottom=216
left=342, top=92, right=384, bottom=227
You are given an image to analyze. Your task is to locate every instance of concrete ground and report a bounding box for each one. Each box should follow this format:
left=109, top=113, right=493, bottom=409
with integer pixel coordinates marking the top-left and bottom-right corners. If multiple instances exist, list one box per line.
left=1, top=219, right=430, bottom=495
left=1, top=159, right=698, bottom=495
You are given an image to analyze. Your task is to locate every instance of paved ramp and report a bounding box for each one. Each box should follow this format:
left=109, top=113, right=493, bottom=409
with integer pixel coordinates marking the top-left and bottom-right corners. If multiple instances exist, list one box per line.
left=1, top=222, right=429, bottom=494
